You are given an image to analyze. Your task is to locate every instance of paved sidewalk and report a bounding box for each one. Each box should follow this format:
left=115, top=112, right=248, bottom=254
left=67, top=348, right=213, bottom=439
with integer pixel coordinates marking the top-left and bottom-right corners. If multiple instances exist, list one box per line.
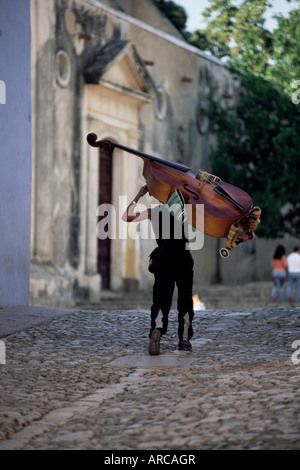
left=0, top=302, right=300, bottom=450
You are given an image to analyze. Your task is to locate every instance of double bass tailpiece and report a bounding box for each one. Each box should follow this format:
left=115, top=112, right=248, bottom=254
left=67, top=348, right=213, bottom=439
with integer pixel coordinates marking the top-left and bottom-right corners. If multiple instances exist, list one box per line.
left=219, top=206, right=262, bottom=258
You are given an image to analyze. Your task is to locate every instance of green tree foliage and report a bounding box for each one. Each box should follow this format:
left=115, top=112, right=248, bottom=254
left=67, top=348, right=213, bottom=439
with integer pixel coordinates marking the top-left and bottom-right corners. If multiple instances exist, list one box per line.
left=266, top=6, right=300, bottom=95
left=190, top=0, right=300, bottom=239
left=153, top=0, right=188, bottom=35
left=190, top=0, right=300, bottom=89
left=191, top=0, right=273, bottom=76
left=207, top=72, right=300, bottom=239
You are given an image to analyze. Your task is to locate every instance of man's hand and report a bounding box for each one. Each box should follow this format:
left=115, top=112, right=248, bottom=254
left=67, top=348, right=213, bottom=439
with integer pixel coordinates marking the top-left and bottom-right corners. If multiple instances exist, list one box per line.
left=122, top=184, right=150, bottom=222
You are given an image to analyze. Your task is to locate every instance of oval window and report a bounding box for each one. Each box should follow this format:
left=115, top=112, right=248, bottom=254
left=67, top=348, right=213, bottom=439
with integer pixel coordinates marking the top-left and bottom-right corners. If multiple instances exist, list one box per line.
left=56, top=50, right=71, bottom=87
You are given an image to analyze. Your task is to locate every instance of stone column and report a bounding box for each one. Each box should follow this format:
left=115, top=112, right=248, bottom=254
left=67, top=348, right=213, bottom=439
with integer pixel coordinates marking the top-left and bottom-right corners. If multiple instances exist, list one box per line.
left=31, top=0, right=56, bottom=261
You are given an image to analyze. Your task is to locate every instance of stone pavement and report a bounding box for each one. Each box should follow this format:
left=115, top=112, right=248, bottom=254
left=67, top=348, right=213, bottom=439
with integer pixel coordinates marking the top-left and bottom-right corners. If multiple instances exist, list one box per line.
left=0, top=286, right=300, bottom=450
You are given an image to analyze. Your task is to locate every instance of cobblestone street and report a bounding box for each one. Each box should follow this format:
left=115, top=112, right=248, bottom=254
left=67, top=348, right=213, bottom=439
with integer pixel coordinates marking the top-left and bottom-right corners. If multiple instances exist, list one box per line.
left=0, top=285, right=300, bottom=451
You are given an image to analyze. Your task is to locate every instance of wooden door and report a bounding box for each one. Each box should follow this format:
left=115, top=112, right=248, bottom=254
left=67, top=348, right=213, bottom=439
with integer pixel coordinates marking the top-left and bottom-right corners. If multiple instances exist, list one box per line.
left=97, top=146, right=113, bottom=289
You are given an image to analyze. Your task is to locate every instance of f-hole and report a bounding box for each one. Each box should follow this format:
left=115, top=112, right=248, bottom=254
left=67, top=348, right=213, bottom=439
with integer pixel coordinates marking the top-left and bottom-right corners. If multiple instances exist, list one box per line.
left=97, top=144, right=113, bottom=289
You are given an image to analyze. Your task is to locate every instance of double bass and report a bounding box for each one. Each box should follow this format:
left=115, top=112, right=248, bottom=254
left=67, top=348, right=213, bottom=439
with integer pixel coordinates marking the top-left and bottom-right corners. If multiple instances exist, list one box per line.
left=87, top=133, right=261, bottom=258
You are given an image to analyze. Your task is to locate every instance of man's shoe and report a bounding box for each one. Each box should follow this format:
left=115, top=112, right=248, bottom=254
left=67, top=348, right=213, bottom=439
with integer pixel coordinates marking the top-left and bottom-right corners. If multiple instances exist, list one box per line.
left=148, top=329, right=161, bottom=356
left=178, top=340, right=192, bottom=351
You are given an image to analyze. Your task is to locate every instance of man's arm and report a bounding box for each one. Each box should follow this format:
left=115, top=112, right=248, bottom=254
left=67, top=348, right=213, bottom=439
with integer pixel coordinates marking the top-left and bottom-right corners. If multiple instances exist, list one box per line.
left=122, top=184, right=151, bottom=222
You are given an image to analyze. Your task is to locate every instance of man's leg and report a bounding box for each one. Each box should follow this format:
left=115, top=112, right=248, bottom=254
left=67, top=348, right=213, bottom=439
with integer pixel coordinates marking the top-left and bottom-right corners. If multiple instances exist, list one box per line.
left=176, top=266, right=194, bottom=350
left=149, top=272, right=175, bottom=355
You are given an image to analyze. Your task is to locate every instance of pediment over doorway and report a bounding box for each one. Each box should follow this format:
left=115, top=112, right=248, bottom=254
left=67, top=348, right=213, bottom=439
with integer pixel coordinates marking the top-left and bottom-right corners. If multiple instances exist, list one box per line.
left=84, top=40, right=156, bottom=102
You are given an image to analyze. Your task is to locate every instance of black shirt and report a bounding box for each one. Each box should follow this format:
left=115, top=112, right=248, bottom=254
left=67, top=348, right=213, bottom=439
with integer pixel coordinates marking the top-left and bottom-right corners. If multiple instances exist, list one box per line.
left=150, top=205, right=190, bottom=260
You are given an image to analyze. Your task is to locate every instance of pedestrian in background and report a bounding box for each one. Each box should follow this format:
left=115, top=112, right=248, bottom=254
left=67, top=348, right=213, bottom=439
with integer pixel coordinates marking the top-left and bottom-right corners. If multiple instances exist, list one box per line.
left=192, top=293, right=206, bottom=311
left=271, top=245, right=287, bottom=302
left=286, top=247, right=300, bottom=303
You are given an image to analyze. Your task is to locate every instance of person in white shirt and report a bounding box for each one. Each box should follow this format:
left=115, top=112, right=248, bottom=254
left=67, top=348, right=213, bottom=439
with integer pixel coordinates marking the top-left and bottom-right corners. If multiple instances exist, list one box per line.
left=192, top=293, right=206, bottom=311
left=286, top=246, right=300, bottom=303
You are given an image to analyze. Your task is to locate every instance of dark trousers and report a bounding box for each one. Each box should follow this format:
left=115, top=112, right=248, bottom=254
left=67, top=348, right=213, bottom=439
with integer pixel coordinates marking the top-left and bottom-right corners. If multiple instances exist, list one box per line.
left=150, top=256, right=194, bottom=341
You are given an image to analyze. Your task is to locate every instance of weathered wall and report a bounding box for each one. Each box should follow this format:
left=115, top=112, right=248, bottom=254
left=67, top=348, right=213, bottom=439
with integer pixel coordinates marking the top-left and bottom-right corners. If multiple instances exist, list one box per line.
left=0, top=0, right=32, bottom=305
left=117, top=0, right=182, bottom=38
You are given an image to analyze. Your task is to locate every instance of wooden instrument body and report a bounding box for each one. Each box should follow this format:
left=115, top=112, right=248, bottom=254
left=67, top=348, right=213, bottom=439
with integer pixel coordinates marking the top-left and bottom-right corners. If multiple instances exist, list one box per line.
left=143, top=159, right=252, bottom=238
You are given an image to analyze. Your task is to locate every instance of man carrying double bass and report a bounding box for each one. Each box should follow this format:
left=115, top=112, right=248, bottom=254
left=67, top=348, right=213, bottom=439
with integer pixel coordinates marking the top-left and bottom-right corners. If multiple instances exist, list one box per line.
left=122, top=184, right=195, bottom=356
